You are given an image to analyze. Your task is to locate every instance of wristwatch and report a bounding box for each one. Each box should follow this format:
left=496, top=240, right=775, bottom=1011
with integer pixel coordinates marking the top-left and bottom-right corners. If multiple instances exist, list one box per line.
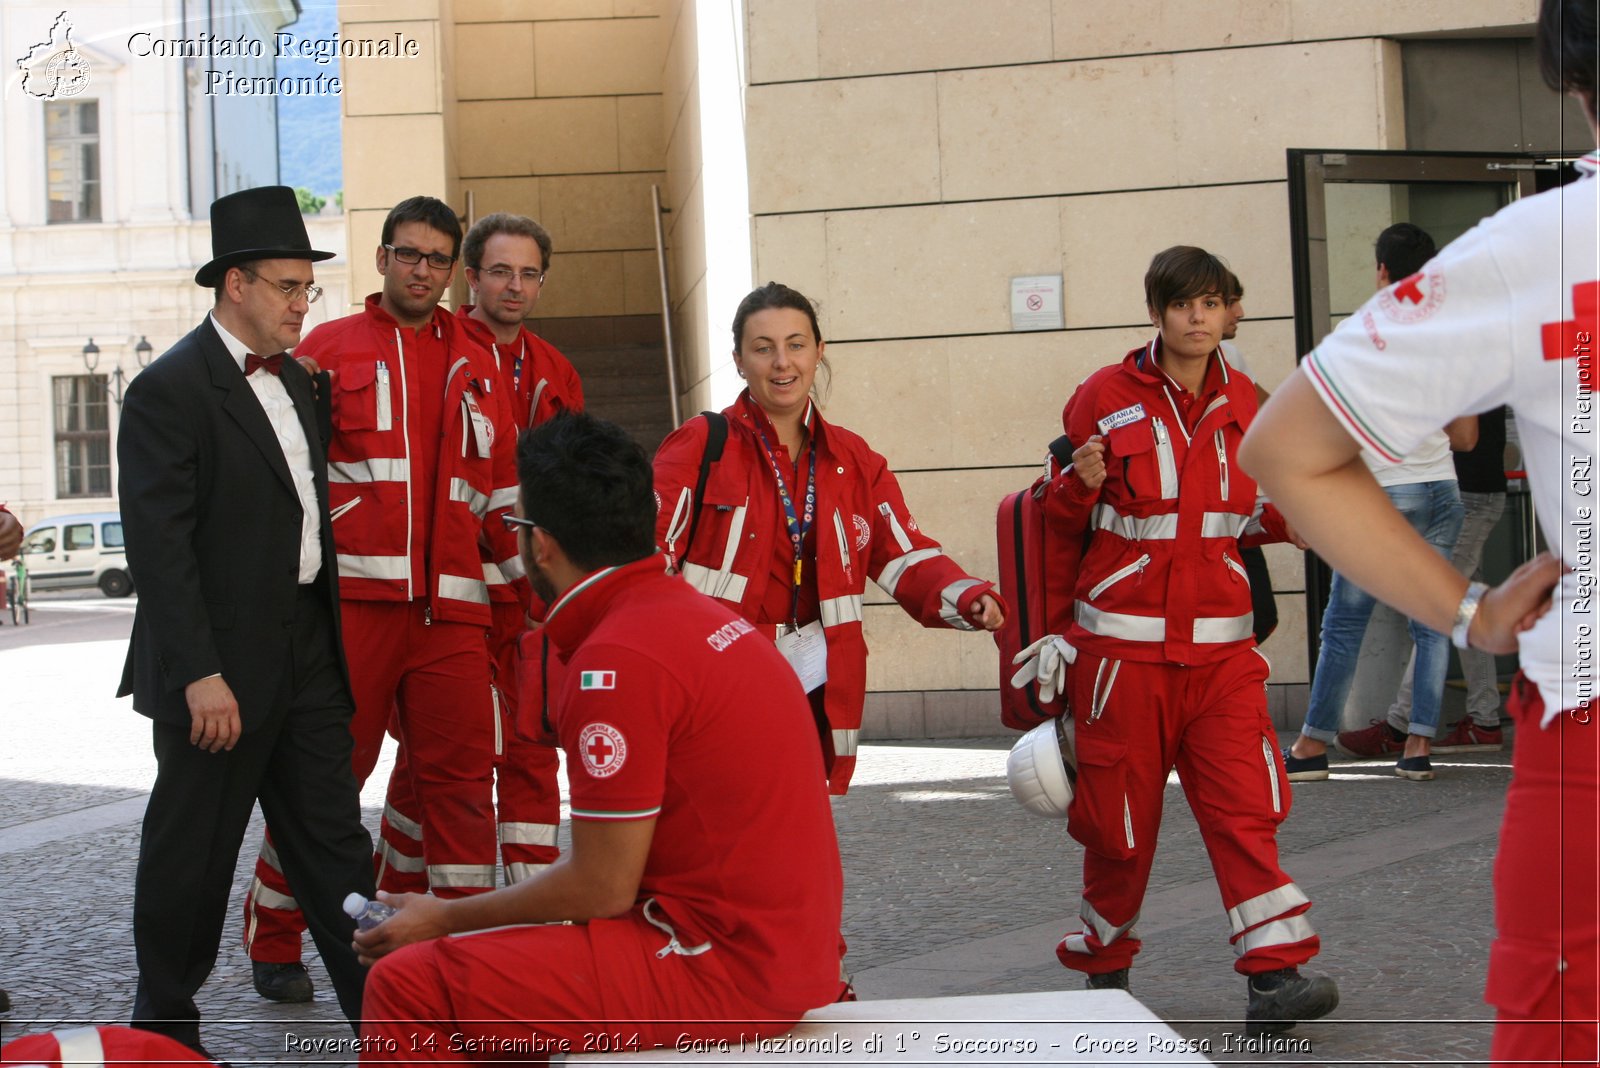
left=1451, top=581, right=1489, bottom=650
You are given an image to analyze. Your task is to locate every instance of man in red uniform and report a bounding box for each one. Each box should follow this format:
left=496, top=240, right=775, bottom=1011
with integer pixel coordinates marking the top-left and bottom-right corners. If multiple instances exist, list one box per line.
left=1042, top=246, right=1338, bottom=1036
left=381, top=212, right=585, bottom=886
left=241, top=196, right=519, bottom=1002
left=355, top=412, right=844, bottom=1058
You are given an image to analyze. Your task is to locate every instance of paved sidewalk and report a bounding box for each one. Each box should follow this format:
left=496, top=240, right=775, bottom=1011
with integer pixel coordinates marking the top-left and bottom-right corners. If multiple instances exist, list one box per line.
left=1, top=597, right=1510, bottom=1064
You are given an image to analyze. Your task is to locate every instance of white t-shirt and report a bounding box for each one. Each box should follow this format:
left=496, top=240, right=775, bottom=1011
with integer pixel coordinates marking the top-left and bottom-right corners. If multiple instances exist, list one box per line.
left=1303, top=153, right=1599, bottom=722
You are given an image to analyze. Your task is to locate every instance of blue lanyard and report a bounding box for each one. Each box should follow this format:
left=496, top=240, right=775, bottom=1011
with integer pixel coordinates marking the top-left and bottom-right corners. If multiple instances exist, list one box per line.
left=752, top=422, right=817, bottom=627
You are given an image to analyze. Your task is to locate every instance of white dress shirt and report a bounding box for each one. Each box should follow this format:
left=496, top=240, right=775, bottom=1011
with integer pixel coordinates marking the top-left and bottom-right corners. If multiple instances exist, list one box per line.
left=209, top=314, right=323, bottom=584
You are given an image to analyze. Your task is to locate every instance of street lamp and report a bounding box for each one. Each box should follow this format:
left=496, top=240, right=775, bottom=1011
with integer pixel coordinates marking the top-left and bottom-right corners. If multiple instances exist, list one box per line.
left=81, top=336, right=137, bottom=409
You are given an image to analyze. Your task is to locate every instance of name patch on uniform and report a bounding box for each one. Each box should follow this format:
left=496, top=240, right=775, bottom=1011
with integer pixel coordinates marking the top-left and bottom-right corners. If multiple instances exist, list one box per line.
left=1098, top=403, right=1147, bottom=434
left=578, top=722, right=627, bottom=778
left=579, top=670, right=616, bottom=690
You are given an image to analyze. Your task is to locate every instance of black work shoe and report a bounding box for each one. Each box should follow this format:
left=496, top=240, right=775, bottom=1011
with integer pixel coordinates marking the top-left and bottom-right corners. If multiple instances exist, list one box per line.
left=1086, top=968, right=1130, bottom=991
left=1245, top=967, right=1339, bottom=1036
left=252, top=960, right=314, bottom=1003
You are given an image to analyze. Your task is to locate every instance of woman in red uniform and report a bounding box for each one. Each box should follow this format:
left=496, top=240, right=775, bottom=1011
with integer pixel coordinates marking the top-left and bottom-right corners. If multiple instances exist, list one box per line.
left=653, top=282, right=1005, bottom=796
left=1044, top=246, right=1338, bottom=1037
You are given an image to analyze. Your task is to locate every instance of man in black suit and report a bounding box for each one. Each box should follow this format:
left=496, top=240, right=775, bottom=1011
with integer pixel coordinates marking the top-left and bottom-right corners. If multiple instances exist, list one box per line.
left=118, top=185, right=375, bottom=1059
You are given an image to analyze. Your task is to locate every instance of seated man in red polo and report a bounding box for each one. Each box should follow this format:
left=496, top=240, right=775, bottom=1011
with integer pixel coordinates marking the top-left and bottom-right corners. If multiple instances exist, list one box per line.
left=353, top=412, right=844, bottom=1058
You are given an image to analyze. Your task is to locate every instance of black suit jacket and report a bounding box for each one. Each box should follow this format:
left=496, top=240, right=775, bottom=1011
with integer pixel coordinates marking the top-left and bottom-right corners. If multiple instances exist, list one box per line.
left=117, top=317, right=350, bottom=731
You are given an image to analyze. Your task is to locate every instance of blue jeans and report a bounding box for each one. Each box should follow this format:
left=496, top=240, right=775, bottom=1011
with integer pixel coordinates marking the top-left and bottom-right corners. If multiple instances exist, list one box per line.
left=1300, top=479, right=1465, bottom=742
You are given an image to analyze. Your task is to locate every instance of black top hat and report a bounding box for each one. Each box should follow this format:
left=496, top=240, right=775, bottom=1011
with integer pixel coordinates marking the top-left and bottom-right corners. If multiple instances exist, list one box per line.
left=194, top=185, right=335, bottom=287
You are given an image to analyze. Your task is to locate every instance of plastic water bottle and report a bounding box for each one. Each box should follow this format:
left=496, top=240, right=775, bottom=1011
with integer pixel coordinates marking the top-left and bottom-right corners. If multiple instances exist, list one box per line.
left=343, top=892, right=396, bottom=931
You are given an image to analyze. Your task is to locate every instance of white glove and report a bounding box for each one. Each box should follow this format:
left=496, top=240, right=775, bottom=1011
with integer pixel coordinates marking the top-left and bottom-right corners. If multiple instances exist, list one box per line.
left=1010, top=634, right=1077, bottom=704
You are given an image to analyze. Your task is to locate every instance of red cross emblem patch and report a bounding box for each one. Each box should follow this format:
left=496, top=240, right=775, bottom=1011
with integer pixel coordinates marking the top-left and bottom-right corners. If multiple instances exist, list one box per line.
left=578, top=722, right=628, bottom=779
left=1376, top=269, right=1445, bottom=324
left=1542, top=280, right=1597, bottom=394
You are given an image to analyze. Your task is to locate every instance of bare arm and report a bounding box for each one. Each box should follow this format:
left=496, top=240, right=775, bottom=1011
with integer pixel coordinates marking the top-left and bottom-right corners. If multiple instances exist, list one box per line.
left=354, top=816, right=655, bottom=964
left=1445, top=415, right=1479, bottom=452
left=1240, top=371, right=1558, bottom=654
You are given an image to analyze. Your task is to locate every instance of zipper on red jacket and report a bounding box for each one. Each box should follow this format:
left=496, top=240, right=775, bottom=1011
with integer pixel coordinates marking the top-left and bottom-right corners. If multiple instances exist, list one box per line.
left=1214, top=429, right=1229, bottom=501
left=394, top=328, right=414, bottom=601
left=1222, top=551, right=1249, bottom=584
left=1088, top=553, right=1150, bottom=600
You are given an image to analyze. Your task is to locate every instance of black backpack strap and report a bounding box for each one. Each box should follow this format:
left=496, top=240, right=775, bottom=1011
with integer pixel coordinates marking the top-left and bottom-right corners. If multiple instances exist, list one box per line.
left=681, top=410, right=728, bottom=563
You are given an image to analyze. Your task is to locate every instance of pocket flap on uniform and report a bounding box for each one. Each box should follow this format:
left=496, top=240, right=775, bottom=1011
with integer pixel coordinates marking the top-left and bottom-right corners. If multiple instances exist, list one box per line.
left=339, top=361, right=376, bottom=389
left=1073, top=734, right=1127, bottom=767
left=1485, top=935, right=1564, bottom=1016
left=1107, top=422, right=1154, bottom=457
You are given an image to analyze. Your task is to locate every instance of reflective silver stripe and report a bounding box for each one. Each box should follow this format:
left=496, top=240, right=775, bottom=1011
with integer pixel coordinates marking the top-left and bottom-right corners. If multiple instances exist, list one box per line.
left=428, top=863, right=496, bottom=889
left=1244, top=497, right=1269, bottom=537
left=1263, top=736, right=1282, bottom=814
left=1193, top=613, right=1253, bottom=644
left=663, top=486, right=692, bottom=554
left=832, top=728, right=860, bottom=757
left=1215, top=429, right=1230, bottom=501
left=53, top=1027, right=106, bottom=1064
left=450, top=478, right=490, bottom=517
left=1081, top=898, right=1138, bottom=947
left=820, top=593, right=863, bottom=628
left=1090, top=658, right=1120, bottom=723
left=384, top=802, right=423, bottom=841
left=506, top=860, right=552, bottom=884
left=1153, top=418, right=1178, bottom=498
left=484, top=561, right=509, bottom=585
left=329, top=457, right=409, bottom=483
left=329, top=496, right=362, bottom=522
left=1123, top=795, right=1135, bottom=848
left=439, top=573, right=491, bottom=605
left=530, top=378, right=549, bottom=416
left=1092, top=505, right=1177, bottom=540
left=832, top=508, right=852, bottom=572
left=1059, top=930, right=1093, bottom=956
left=939, top=578, right=983, bottom=629
left=377, top=839, right=426, bottom=874
left=1202, top=512, right=1249, bottom=539
left=498, top=553, right=526, bottom=581
left=259, top=837, right=283, bottom=874
left=875, top=546, right=943, bottom=597
left=249, top=877, right=299, bottom=912
left=878, top=501, right=914, bottom=553
left=1228, top=883, right=1310, bottom=936
left=488, top=485, right=519, bottom=512
left=1087, top=554, right=1149, bottom=600
left=1200, top=395, right=1230, bottom=423
left=681, top=561, right=749, bottom=604
left=499, top=822, right=558, bottom=848
left=338, top=553, right=409, bottom=581
left=1234, top=913, right=1317, bottom=956
left=1224, top=553, right=1250, bottom=582
left=1076, top=602, right=1165, bottom=643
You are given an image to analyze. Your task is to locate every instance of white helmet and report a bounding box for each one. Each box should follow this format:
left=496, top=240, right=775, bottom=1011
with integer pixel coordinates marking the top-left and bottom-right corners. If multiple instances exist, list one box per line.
left=1006, top=716, right=1077, bottom=818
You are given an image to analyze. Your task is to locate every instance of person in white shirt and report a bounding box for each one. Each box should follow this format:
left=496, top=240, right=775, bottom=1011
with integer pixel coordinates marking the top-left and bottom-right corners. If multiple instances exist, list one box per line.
left=1241, top=1, right=1595, bottom=1058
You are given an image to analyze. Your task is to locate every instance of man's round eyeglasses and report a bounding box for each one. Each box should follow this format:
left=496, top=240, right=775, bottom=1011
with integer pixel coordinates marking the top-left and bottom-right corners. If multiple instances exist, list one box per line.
left=385, top=244, right=456, bottom=271
left=240, top=267, right=322, bottom=305
left=479, top=266, right=546, bottom=286
left=501, top=514, right=541, bottom=533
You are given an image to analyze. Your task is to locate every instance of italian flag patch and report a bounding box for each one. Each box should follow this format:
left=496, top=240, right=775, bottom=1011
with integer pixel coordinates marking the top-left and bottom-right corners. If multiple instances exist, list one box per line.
left=580, top=670, right=616, bottom=690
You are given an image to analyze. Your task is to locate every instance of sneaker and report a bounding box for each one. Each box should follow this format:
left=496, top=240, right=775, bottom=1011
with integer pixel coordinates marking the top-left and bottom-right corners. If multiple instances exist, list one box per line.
left=1086, top=968, right=1130, bottom=991
left=1432, top=717, right=1503, bottom=753
left=1395, top=754, right=1435, bottom=781
left=1246, top=967, right=1339, bottom=1036
left=1334, top=720, right=1406, bottom=759
left=252, top=960, right=314, bottom=1003
left=1281, top=747, right=1329, bottom=782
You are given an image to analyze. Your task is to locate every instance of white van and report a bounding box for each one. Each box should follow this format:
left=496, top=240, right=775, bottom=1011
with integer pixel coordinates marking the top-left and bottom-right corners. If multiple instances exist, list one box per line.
left=20, top=512, right=134, bottom=597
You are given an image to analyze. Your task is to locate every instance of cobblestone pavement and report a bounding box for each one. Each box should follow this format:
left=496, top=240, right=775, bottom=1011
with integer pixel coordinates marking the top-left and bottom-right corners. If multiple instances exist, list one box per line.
left=0, top=596, right=1511, bottom=1065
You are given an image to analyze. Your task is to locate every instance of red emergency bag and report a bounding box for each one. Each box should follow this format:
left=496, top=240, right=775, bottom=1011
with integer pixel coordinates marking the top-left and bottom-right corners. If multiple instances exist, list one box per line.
left=994, top=435, right=1079, bottom=731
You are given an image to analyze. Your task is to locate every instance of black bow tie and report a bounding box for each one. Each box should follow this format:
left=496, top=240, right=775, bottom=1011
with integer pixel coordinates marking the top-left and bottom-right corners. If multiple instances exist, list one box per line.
left=246, top=352, right=286, bottom=376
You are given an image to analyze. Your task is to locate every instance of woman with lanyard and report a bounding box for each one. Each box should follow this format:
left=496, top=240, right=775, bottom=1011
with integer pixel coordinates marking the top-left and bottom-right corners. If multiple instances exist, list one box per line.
left=1241, top=0, right=1594, bottom=1056
left=654, top=282, right=1006, bottom=797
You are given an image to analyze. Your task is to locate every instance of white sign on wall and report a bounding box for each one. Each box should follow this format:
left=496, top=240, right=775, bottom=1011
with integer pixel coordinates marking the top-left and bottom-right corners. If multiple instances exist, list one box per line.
left=1010, top=274, right=1064, bottom=331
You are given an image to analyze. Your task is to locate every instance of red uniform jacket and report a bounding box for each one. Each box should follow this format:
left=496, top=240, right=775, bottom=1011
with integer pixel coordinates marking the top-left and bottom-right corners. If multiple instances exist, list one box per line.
left=299, top=295, right=520, bottom=627
left=654, top=392, right=997, bottom=793
left=1048, top=341, right=1289, bottom=665
left=456, top=309, right=584, bottom=613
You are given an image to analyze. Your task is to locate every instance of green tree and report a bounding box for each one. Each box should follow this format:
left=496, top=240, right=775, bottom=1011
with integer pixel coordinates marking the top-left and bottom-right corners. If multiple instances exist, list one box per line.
left=293, top=186, right=326, bottom=215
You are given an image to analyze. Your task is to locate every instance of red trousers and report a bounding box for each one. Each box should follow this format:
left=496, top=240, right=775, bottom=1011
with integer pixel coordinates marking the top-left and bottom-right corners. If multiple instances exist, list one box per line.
left=244, top=601, right=498, bottom=962
left=380, top=603, right=562, bottom=891
left=1056, top=649, right=1319, bottom=976
left=1487, top=675, right=1599, bottom=1066
left=360, top=906, right=798, bottom=1064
